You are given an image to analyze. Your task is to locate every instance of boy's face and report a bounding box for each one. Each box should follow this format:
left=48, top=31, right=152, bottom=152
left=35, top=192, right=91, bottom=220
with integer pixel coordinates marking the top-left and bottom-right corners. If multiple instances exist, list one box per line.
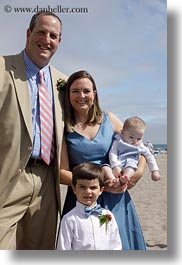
left=72, top=179, right=104, bottom=208
left=121, top=127, right=145, bottom=147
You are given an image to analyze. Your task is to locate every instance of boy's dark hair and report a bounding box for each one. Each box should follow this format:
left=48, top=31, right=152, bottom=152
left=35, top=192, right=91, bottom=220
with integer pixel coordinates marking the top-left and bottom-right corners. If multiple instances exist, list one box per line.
left=72, top=162, right=105, bottom=187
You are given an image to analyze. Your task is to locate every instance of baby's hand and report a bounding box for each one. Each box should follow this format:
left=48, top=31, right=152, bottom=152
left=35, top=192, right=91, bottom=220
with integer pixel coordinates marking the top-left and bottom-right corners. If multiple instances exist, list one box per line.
left=112, top=178, right=121, bottom=187
left=119, top=175, right=130, bottom=184
left=151, top=171, right=161, bottom=181
left=104, top=178, right=120, bottom=188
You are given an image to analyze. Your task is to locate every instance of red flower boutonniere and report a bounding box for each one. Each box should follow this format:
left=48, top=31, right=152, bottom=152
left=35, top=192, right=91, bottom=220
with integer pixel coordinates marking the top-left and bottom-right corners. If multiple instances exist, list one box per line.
left=99, top=214, right=112, bottom=233
left=56, top=78, right=67, bottom=91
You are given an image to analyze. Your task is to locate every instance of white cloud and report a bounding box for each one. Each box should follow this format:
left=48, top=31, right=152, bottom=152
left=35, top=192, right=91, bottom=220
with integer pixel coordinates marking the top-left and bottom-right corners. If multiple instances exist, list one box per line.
left=0, top=0, right=167, bottom=144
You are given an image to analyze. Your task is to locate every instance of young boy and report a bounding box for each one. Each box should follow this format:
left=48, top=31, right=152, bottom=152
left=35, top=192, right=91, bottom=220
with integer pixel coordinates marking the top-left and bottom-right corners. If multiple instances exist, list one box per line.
left=56, top=162, right=122, bottom=250
left=109, top=116, right=161, bottom=184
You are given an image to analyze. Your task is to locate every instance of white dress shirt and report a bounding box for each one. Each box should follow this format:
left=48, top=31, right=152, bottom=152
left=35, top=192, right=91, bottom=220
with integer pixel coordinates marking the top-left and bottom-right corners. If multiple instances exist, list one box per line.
left=57, top=201, right=122, bottom=250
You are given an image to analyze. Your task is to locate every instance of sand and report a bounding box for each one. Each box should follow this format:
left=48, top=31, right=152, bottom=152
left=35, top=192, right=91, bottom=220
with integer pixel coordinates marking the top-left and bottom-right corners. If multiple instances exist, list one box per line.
left=60, top=153, right=167, bottom=251
left=130, top=153, right=167, bottom=250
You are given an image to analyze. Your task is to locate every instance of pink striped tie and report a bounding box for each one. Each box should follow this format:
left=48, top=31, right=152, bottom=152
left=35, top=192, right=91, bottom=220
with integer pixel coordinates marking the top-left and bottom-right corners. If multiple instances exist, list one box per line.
left=38, top=70, right=55, bottom=165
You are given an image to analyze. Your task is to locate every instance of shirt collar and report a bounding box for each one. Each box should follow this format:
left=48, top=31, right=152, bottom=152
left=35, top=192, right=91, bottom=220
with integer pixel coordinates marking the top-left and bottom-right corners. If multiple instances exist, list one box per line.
left=23, top=49, right=50, bottom=78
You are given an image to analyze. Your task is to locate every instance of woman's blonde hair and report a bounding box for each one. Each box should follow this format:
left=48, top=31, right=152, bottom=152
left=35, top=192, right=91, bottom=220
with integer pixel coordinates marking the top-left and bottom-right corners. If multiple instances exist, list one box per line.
left=64, top=70, right=103, bottom=132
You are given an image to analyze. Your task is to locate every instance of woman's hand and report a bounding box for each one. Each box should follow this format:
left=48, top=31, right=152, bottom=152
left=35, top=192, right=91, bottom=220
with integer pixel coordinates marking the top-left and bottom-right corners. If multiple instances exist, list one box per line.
left=104, top=180, right=128, bottom=194
left=127, top=177, right=138, bottom=190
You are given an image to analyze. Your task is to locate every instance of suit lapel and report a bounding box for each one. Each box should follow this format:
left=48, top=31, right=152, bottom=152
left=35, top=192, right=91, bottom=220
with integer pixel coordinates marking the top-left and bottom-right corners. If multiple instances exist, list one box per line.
left=10, top=52, right=32, bottom=139
left=50, top=66, right=64, bottom=147
left=9, top=54, right=66, bottom=149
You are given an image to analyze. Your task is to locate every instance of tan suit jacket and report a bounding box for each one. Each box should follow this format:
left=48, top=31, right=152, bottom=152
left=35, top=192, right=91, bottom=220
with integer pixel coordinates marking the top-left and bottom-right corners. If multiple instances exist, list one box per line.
left=0, top=51, right=66, bottom=211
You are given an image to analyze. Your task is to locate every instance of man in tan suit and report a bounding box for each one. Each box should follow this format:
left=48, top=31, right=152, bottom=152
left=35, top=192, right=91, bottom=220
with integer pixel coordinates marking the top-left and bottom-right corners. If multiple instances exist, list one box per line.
left=0, top=11, right=67, bottom=249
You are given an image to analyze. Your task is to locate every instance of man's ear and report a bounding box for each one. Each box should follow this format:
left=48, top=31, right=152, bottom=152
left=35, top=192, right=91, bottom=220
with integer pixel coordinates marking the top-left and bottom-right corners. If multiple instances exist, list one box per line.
left=26, top=28, right=31, bottom=38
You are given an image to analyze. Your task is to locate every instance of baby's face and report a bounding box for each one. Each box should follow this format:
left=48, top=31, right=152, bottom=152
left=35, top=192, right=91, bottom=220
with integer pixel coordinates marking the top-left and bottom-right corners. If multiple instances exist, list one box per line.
left=121, top=127, right=145, bottom=146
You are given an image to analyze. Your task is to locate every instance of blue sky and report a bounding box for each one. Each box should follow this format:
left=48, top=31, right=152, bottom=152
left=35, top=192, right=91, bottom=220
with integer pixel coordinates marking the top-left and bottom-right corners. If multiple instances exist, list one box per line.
left=0, top=0, right=167, bottom=144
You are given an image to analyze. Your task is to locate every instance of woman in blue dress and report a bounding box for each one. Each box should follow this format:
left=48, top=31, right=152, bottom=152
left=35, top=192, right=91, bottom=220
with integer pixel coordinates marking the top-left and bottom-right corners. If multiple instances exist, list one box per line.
left=60, top=70, right=146, bottom=250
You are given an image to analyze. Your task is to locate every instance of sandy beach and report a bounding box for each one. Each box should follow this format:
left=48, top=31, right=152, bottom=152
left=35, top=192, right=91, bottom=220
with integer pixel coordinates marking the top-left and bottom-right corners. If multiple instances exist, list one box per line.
left=60, top=153, right=167, bottom=251
left=130, top=153, right=167, bottom=250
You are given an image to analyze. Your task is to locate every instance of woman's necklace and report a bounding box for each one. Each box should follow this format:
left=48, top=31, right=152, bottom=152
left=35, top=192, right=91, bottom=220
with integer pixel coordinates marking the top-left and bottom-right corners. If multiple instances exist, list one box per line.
left=75, top=122, right=86, bottom=130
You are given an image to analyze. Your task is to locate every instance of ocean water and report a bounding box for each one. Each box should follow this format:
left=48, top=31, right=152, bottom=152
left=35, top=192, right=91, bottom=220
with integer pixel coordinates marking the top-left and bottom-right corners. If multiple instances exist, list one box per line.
left=153, top=144, right=167, bottom=151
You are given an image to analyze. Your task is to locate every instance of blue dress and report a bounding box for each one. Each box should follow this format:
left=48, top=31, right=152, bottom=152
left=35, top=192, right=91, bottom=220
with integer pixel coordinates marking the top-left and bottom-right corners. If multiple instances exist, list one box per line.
left=62, top=112, right=146, bottom=250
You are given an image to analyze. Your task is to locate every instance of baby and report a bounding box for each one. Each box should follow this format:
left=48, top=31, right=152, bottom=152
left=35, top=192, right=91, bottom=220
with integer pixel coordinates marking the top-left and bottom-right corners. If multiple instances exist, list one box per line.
left=108, top=116, right=161, bottom=185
